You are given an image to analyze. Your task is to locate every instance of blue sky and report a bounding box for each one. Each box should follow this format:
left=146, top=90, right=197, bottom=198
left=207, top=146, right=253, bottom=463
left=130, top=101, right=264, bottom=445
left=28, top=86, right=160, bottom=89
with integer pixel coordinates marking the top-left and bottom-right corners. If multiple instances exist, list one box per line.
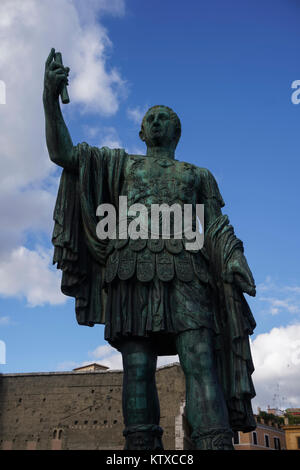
left=0, top=0, right=300, bottom=411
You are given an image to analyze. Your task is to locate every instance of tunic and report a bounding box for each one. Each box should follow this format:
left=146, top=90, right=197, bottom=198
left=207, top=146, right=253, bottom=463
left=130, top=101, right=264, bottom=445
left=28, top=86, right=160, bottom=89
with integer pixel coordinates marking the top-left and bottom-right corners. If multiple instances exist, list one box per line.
left=52, top=143, right=256, bottom=432
left=102, top=153, right=218, bottom=354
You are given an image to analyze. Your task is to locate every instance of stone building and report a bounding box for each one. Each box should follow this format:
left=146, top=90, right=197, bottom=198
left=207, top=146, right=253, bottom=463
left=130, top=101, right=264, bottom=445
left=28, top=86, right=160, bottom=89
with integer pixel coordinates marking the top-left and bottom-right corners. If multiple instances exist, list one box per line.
left=0, top=363, right=287, bottom=450
left=0, top=363, right=188, bottom=450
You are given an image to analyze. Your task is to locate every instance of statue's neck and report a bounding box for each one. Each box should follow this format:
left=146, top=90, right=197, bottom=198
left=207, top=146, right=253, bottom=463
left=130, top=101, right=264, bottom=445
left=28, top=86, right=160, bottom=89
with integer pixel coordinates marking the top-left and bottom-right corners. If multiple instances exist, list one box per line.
left=146, top=146, right=175, bottom=160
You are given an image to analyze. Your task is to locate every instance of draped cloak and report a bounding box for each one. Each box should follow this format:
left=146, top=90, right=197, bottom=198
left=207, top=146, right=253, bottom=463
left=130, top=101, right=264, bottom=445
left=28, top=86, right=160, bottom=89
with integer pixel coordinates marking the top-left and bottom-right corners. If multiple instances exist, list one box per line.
left=52, top=143, right=256, bottom=432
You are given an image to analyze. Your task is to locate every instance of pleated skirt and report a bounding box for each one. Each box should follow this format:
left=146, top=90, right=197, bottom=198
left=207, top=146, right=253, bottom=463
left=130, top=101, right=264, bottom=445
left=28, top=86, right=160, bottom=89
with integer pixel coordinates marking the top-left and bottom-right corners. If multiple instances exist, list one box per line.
left=104, top=275, right=214, bottom=356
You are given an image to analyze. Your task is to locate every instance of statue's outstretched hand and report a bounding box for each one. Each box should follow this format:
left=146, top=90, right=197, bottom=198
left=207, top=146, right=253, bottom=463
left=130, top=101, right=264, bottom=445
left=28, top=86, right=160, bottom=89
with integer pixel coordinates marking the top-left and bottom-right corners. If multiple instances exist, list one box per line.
left=224, top=249, right=256, bottom=297
left=43, top=48, right=70, bottom=102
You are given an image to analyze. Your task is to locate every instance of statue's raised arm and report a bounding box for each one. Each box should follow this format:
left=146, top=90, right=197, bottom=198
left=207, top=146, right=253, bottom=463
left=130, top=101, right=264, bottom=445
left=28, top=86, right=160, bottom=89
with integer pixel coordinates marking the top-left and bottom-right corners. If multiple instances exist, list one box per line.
left=43, top=48, right=76, bottom=171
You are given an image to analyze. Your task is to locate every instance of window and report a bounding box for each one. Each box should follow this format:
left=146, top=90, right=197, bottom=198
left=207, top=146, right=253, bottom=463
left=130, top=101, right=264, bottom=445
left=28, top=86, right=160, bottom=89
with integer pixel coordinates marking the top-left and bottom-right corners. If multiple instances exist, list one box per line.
left=274, top=437, right=281, bottom=450
left=264, top=434, right=270, bottom=448
left=252, top=431, right=257, bottom=445
left=53, top=429, right=62, bottom=440
left=233, top=431, right=239, bottom=445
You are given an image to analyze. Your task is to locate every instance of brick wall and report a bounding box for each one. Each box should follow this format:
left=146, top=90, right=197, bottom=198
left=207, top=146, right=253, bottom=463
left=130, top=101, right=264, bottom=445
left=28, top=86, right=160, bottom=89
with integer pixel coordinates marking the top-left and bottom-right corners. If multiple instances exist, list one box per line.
left=0, top=363, right=185, bottom=450
left=1, top=364, right=286, bottom=451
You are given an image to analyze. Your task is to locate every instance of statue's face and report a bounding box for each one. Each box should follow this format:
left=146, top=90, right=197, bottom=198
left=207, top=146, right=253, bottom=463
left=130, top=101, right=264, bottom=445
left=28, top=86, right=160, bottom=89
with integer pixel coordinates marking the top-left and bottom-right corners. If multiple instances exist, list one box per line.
left=140, top=106, right=178, bottom=148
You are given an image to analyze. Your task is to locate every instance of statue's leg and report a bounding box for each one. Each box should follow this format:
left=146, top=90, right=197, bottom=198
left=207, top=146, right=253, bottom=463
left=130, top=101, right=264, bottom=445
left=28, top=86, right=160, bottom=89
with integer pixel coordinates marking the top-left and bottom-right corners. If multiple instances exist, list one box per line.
left=118, top=337, right=164, bottom=450
left=176, top=328, right=234, bottom=450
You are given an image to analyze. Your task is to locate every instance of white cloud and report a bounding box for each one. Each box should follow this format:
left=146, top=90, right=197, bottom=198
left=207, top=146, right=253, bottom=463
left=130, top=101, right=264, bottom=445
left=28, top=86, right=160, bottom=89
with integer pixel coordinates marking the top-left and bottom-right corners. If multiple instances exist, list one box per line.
left=88, top=343, right=123, bottom=369
left=0, top=0, right=126, bottom=190
left=126, top=146, right=145, bottom=155
left=0, top=246, right=66, bottom=306
left=256, top=276, right=300, bottom=317
left=88, top=343, right=179, bottom=371
left=83, top=125, right=122, bottom=149
left=70, top=27, right=126, bottom=115
left=99, top=127, right=122, bottom=148
left=259, top=297, right=300, bottom=315
left=251, top=324, right=300, bottom=410
left=83, top=124, right=147, bottom=155
left=0, top=0, right=126, bottom=302
left=157, top=355, right=179, bottom=367
left=73, top=0, right=125, bottom=23
left=96, top=353, right=123, bottom=370
left=127, top=105, right=148, bottom=125
left=0, top=185, right=56, bottom=255
left=256, top=275, right=276, bottom=292
left=89, top=344, right=116, bottom=360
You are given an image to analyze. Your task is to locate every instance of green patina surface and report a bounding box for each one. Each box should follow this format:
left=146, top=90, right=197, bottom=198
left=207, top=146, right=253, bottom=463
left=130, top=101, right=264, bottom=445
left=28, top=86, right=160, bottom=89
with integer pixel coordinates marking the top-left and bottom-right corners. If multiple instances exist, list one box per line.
left=43, top=49, right=257, bottom=450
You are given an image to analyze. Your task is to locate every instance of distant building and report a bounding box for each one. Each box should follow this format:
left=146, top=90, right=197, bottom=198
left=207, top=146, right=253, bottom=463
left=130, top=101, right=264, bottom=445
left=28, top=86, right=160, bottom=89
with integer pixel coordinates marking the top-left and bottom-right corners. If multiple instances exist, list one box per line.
left=0, top=364, right=288, bottom=450
left=233, top=416, right=285, bottom=450
left=0, top=363, right=186, bottom=450
left=285, top=408, right=300, bottom=417
left=266, top=407, right=285, bottom=417
left=72, top=363, right=109, bottom=373
left=282, top=425, right=300, bottom=450
left=282, top=409, right=300, bottom=450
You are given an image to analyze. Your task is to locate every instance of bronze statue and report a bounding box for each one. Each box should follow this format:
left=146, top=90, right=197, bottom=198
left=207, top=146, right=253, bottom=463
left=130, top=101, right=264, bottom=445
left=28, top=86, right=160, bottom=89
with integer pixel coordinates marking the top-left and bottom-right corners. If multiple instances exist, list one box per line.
left=43, top=48, right=257, bottom=450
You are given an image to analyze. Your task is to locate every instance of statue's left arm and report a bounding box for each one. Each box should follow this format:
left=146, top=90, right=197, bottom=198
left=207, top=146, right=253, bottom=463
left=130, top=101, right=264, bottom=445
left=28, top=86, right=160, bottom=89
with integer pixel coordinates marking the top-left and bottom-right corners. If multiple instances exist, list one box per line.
left=200, top=168, right=256, bottom=297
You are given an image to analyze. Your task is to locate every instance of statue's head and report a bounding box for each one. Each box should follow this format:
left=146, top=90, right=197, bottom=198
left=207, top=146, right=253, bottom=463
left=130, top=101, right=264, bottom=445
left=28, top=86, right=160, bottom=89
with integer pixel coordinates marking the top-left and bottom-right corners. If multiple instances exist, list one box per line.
left=139, top=105, right=181, bottom=151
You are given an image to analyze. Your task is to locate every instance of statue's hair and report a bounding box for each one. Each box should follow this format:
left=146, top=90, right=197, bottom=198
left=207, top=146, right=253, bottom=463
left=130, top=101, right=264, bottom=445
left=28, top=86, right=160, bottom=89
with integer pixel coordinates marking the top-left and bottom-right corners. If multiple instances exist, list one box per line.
left=140, top=105, right=181, bottom=146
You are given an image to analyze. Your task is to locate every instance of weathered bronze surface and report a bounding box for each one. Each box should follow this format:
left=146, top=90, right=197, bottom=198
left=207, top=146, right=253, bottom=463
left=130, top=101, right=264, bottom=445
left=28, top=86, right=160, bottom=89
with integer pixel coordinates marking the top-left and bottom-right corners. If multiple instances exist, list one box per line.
left=43, top=49, right=257, bottom=450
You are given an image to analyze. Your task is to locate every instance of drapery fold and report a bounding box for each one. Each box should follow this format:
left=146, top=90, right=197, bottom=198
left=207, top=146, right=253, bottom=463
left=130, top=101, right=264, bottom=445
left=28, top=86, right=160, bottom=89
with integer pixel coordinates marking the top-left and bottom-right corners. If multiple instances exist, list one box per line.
left=205, top=214, right=256, bottom=431
left=52, top=144, right=126, bottom=326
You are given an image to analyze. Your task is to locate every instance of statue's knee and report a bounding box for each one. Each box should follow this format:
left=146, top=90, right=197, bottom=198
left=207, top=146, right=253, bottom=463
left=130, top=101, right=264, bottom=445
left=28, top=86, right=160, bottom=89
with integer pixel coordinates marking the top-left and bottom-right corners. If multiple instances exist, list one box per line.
left=177, top=328, right=214, bottom=366
left=181, top=346, right=213, bottom=372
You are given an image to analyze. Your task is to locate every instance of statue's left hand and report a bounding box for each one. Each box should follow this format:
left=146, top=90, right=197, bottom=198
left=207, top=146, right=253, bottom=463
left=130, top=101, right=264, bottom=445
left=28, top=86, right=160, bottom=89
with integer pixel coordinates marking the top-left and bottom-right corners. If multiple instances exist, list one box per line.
left=224, top=250, right=256, bottom=297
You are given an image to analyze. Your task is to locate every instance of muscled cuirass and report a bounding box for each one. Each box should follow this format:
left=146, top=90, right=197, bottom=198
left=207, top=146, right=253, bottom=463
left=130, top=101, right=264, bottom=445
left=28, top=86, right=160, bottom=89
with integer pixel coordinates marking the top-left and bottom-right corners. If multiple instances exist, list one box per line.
left=105, top=154, right=209, bottom=285
left=125, top=154, right=198, bottom=207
